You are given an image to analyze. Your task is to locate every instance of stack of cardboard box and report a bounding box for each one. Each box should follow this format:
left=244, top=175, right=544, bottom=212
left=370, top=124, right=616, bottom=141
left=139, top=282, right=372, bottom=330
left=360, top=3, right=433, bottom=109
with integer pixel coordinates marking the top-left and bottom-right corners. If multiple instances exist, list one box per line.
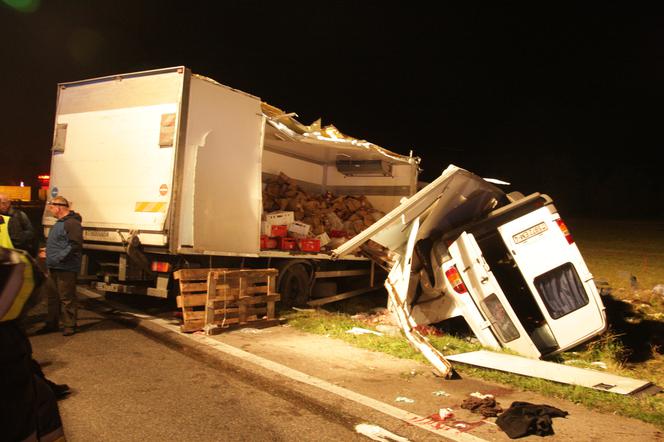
left=261, top=172, right=385, bottom=253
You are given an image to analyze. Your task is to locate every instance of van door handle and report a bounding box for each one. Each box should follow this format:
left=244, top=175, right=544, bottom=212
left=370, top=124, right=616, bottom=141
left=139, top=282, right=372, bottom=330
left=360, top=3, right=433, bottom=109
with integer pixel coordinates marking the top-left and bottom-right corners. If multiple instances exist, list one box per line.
left=481, top=276, right=489, bottom=284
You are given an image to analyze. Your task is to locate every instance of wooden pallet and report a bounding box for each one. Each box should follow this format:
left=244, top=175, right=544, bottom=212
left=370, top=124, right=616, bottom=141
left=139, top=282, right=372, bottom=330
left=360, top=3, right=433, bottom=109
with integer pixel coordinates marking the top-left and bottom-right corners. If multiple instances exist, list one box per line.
left=174, top=268, right=280, bottom=334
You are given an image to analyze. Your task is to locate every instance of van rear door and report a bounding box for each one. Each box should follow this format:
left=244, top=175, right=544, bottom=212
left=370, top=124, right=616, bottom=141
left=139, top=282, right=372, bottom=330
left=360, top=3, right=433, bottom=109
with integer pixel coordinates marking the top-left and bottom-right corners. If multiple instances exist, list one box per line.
left=497, top=207, right=606, bottom=352
left=449, top=232, right=542, bottom=358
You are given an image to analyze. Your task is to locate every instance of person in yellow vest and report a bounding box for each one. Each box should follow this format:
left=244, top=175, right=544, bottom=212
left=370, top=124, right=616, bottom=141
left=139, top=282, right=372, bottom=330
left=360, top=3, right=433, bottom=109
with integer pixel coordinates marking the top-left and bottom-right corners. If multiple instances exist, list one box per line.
left=0, top=247, right=66, bottom=441
left=0, top=213, right=14, bottom=248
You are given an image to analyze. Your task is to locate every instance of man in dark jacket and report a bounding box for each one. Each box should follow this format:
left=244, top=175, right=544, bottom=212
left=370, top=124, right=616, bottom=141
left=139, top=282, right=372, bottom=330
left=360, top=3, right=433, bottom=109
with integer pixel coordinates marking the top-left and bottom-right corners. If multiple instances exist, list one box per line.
left=0, top=193, right=36, bottom=255
left=37, top=196, right=83, bottom=336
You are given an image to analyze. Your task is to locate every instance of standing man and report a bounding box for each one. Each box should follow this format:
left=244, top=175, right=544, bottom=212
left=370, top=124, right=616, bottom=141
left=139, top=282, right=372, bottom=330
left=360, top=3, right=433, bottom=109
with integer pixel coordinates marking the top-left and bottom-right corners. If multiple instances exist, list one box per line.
left=0, top=193, right=36, bottom=255
left=38, top=196, right=83, bottom=336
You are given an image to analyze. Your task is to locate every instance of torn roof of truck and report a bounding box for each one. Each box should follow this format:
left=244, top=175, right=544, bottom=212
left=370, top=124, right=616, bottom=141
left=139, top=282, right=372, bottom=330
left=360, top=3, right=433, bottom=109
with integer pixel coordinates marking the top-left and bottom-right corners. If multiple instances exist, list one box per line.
left=194, top=72, right=419, bottom=167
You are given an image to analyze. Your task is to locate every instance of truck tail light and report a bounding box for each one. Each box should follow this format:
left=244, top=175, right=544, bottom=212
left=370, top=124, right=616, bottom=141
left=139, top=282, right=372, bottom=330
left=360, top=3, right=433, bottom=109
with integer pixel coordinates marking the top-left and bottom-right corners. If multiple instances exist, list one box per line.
left=151, top=261, right=171, bottom=273
left=445, top=266, right=468, bottom=294
left=555, top=218, right=574, bottom=244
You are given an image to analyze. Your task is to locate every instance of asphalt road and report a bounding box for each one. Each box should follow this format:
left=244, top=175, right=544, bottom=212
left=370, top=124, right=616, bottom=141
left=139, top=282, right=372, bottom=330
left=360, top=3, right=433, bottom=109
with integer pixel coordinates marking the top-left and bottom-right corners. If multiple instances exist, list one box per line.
left=26, top=301, right=445, bottom=442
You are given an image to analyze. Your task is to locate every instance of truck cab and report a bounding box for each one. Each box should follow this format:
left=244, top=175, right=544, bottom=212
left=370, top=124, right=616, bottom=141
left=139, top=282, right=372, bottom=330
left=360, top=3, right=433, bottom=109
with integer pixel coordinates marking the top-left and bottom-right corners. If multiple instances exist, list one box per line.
left=333, top=165, right=607, bottom=359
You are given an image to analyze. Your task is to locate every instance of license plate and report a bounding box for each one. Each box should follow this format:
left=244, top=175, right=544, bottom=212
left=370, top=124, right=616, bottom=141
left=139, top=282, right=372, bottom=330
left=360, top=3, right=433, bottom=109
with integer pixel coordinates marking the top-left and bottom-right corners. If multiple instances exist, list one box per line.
left=84, top=230, right=111, bottom=239
left=513, top=222, right=548, bottom=244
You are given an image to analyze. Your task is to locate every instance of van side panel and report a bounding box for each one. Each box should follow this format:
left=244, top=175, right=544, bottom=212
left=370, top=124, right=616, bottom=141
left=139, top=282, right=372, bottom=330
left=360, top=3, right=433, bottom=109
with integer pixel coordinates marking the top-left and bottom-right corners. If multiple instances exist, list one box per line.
left=185, top=77, right=264, bottom=254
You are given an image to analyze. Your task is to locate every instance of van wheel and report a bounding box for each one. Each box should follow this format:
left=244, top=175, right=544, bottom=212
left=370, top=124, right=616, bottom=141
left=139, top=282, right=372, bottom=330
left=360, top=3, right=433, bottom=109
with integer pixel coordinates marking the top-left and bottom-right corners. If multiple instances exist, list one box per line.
left=277, top=263, right=312, bottom=310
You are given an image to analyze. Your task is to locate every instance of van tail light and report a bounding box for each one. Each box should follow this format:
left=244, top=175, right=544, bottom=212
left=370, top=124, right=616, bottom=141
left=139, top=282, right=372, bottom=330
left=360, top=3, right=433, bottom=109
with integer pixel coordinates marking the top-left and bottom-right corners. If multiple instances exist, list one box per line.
left=555, top=218, right=574, bottom=244
left=151, top=261, right=171, bottom=273
left=445, top=266, right=468, bottom=294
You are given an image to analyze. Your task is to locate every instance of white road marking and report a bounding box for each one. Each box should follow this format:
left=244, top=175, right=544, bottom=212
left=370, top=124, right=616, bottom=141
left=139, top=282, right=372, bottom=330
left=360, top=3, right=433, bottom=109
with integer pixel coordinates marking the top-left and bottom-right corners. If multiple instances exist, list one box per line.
left=78, top=288, right=487, bottom=441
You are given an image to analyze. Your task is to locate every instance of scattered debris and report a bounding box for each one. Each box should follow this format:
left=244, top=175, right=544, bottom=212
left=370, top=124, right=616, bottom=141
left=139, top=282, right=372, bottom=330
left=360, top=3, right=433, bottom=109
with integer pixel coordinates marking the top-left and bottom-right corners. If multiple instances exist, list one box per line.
left=438, top=408, right=455, bottom=419
left=653, top=284, right=664, bottom=296
left=346, top=327, right=383, bottom=336
left=351, top=308, right=398, bottom=326
left=469, top=391, right=494, bottom=400
left=375, top=324, right=402, bottom=337
left=590, top=361, right=608, bottom=370
left=292, top=307, right=315, bottom=312
left=413, top=324, right=443, bottom=336
left=496, top=401, right=568, bottom=439
left=461, top=394, right=503, bottom=417
left=454, top=423, right=468, bottom=429
left=432, top=390, right=450, bottom=397
left=239, top=328, right=263, bottom=334
left=395, top=396, right=415, bottom=403
left=354, top=424, right=410, bottom=442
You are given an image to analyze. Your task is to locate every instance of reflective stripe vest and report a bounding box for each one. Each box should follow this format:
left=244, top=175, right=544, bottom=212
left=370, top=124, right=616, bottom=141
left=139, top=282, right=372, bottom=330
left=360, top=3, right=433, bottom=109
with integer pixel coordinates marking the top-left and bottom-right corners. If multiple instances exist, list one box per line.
left=0, top=215, right=14, bottom=249
left=0, top=248, right=36, bottom=322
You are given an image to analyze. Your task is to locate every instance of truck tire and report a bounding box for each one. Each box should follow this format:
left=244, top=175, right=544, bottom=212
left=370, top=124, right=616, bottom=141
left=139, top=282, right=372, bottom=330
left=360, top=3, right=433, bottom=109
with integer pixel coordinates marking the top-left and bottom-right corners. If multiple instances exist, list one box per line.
left=277, top=262, right=312, bottom=310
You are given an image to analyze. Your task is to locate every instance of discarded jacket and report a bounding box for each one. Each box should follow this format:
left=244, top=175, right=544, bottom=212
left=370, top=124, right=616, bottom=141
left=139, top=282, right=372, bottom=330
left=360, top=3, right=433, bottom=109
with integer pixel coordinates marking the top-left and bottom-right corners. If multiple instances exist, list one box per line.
left=495, top=401, right=568, bottom=439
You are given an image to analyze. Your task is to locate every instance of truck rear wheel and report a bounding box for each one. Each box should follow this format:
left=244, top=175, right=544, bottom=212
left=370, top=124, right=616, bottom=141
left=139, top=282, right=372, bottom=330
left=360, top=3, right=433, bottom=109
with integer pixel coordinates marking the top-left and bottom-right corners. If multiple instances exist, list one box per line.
left=277, top=262, right=312, bottom=310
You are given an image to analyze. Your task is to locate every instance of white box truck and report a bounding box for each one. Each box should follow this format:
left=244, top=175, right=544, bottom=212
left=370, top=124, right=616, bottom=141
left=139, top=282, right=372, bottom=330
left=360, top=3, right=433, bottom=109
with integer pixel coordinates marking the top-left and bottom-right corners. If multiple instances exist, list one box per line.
left=43, top=66, right=419, bottom=305
left=333, top=165, right=607, bottom=364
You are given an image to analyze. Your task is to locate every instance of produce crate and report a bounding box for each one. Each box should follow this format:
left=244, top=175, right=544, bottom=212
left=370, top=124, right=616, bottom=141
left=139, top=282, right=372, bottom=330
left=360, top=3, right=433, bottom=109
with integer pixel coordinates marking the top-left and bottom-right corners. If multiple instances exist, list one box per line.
left=279, top=237, right=297, bottom=250
left=174, top=268, right=280, bottom=333
left=298, top=238, right=321, bottom=252
left=260, top=235, right=278, bottom=249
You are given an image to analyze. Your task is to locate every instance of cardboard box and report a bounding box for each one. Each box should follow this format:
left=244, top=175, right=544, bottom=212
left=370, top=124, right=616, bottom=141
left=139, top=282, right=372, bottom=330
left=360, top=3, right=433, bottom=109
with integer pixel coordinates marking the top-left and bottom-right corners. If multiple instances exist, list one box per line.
left=265, top=211, right=294, bottom=226
left=288, top=221, right=311, bottom=239
left=261, top=222, right=288, bottom=237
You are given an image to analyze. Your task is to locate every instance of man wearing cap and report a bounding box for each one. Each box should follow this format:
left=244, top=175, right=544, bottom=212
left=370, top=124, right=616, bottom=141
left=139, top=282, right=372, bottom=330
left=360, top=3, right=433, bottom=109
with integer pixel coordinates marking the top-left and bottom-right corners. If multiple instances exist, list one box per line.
left=37, top=196, right=83, bottom=336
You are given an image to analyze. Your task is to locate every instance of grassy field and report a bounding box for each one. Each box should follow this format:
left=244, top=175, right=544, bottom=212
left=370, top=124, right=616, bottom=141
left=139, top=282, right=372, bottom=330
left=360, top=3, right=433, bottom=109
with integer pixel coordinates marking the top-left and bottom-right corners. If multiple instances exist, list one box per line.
left=285, top=219, right=664, bottom=429
left=569, top=218, right=664, bottom=298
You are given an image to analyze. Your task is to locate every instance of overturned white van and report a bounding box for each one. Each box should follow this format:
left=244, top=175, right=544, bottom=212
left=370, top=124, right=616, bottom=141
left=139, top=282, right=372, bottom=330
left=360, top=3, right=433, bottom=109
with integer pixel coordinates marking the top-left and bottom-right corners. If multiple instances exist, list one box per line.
left=333, top=165, right=607, bottom=371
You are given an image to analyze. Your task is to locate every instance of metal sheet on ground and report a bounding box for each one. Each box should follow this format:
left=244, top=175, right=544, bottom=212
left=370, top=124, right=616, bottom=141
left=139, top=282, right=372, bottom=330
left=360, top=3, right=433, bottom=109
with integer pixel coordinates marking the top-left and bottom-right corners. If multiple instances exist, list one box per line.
left=446, top=350, right=653, bottom=395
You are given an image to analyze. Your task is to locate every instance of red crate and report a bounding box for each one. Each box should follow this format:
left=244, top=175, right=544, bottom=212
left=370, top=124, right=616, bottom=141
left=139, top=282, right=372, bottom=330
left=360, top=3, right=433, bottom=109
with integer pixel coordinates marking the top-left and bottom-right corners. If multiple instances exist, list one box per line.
left=260, top=235, right=278, bottom=249
left=279, top=237, right=297, bottom=250
left=298, top=238, right=321, bottom=252
left=267, top=224, right=288, bottom=237
left=330, top=230, right=347, bottom=238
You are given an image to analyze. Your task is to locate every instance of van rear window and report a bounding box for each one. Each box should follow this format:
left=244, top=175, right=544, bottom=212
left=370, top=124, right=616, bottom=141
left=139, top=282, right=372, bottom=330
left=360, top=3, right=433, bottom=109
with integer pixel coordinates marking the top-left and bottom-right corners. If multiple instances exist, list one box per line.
left=534, top=263, right=589, bottom=319
left=481, top=294, right=520, bottom=342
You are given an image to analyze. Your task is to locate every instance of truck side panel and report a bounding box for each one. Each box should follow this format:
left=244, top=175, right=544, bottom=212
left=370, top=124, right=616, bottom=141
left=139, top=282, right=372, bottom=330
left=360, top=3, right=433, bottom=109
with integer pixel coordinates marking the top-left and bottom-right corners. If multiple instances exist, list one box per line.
left=182, top=76, right=264, bottom=254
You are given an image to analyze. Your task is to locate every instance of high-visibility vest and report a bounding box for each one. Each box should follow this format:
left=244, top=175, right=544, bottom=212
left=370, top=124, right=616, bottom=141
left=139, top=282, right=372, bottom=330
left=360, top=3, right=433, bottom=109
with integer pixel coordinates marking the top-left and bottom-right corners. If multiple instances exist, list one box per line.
left=0, top=248, right=36, bottom=322
left=0, top=215, right=14, bottom=249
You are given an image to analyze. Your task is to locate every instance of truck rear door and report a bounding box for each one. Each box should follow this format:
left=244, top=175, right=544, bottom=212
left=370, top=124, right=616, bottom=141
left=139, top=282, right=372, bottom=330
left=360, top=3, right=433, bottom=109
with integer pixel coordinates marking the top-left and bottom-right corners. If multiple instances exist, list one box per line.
left=497, top=207, right=606, bottom=351
left=448, top=232, right=542, bottom=358
left=44, top=67, right=186, bottom=247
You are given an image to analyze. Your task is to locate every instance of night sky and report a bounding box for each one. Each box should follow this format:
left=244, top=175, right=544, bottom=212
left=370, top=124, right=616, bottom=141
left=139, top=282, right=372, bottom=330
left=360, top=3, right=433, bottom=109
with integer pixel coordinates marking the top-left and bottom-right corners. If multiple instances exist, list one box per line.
left=1, top=2, right=661, bottom=218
